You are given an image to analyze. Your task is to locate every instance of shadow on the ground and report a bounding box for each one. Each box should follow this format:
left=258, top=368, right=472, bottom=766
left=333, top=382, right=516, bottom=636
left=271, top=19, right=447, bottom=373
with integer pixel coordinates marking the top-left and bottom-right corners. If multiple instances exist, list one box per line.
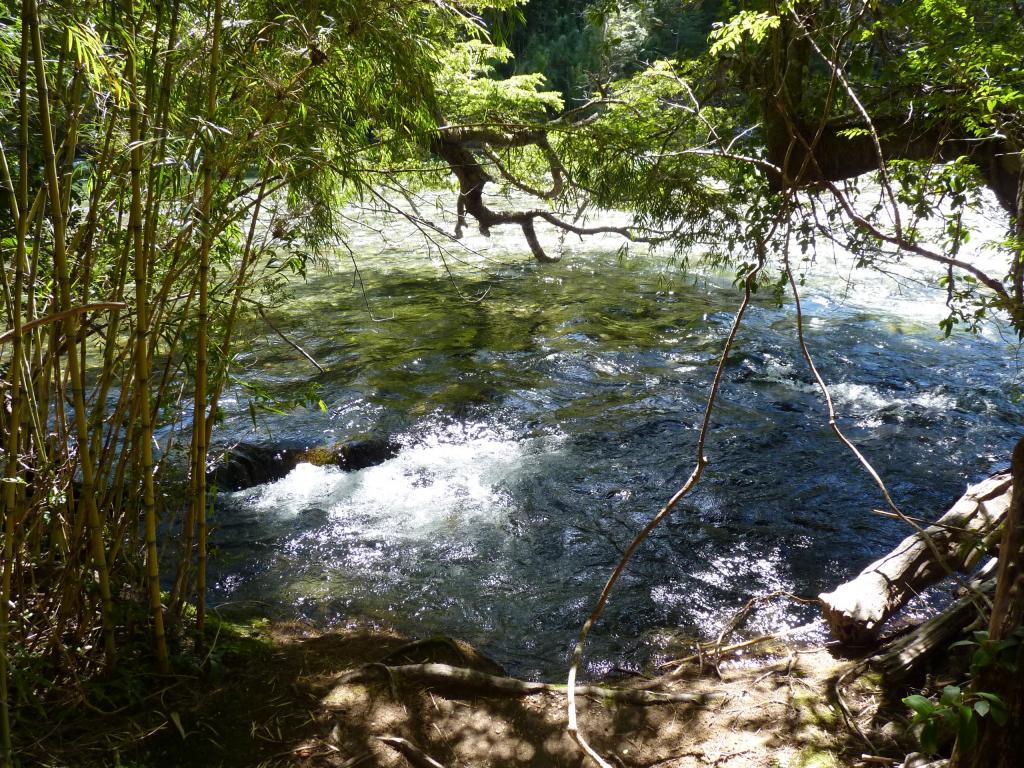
left=34, top=626, right=914, bottom=768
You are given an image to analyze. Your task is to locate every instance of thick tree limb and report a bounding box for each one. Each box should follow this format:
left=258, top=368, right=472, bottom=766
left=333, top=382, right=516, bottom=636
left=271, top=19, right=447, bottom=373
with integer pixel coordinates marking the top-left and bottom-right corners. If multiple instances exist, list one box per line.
left=431, top=123, right=659, bottom=263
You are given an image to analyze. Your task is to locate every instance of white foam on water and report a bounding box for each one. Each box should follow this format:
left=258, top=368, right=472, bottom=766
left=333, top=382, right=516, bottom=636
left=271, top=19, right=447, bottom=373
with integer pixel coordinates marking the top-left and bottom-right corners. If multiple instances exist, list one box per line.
left=756, top=353, right=959, bottom=418
left=247, top=423, right=562, bottom=539
left=828, top=382, right=957, bottom=415
left=248, top=461, right=344, bottom=514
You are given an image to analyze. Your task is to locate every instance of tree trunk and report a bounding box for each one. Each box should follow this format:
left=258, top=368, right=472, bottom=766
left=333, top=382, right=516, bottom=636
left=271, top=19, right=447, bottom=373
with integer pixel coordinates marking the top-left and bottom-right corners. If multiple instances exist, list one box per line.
left=949, top=443, right=1024, bottom=768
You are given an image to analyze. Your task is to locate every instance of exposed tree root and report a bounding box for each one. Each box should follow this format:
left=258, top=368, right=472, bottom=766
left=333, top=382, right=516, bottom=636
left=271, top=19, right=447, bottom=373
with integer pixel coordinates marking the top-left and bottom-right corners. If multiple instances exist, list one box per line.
left=338, top=662, right=724, bottom=706
left=380, top=634, right=506, bottom=676
left=378, top=735, right=448, bottom=768
left=833, top=659, right=877, bottom=752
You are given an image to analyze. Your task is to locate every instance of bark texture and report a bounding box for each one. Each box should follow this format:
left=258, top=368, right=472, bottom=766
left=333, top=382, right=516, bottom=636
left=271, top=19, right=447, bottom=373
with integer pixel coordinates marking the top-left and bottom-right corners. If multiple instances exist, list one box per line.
left=950, top=438, right=1024, bottom=768
left=819, top=473, right=1012, bottom=644
left=766, top=115, right=1022, bottom=215
left=869, top=561, right=996, bottom=684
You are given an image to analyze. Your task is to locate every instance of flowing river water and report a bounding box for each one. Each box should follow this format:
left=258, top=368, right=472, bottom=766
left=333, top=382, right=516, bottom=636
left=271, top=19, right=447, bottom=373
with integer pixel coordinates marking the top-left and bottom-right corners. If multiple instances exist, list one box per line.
left=204, top=195, right=1022, bottom=679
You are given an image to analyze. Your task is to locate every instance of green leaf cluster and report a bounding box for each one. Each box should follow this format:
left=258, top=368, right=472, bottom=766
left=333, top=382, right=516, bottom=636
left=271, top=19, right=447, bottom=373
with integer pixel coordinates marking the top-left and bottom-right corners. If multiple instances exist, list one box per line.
left=436, top=40, right=563, bottom=124
left=903, top=630, right=1019, bottom=755
left=708, top=9, right=779, bottom=56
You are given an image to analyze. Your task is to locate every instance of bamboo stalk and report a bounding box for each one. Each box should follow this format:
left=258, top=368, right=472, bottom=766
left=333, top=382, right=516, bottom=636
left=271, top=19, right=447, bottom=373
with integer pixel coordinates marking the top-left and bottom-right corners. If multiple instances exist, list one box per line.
left=79, top=107, right=127, bottom=480
left=0, top=15, right=31, bottom=763
left=125, top=1, right=171, bottom=674
left=193, top=0, right=224, bottom=641
left=27, top=0, right=117, bottom=667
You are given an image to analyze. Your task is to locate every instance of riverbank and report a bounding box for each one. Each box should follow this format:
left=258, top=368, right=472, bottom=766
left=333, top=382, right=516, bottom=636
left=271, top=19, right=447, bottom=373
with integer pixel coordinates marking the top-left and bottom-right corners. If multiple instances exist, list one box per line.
left=26, top=619, right=923, bottom=768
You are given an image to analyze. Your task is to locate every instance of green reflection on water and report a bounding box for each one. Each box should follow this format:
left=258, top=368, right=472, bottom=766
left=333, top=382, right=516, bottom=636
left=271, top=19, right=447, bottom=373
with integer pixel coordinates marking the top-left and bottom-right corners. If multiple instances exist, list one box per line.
left=235, top=249, right=735, bottom=424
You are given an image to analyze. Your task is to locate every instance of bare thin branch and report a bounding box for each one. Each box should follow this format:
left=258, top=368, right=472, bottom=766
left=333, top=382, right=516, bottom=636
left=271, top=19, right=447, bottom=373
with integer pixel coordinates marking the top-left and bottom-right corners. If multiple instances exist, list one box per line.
left=566, top=256, right=766, bottom=767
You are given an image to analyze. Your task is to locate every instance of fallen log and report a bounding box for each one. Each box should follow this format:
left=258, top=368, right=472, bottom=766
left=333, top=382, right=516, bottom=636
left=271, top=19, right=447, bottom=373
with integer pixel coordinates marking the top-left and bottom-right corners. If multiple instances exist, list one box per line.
left=819, top=473, right=1011, bottom=644
left=869, top=560, right=997, bottom=684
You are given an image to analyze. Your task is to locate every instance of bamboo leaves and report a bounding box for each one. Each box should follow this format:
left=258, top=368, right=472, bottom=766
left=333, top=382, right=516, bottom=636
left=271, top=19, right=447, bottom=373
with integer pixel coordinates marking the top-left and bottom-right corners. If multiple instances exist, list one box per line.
left=0, top=0, right=553, bottom=758
left=65, top=20, right=125, bottom=103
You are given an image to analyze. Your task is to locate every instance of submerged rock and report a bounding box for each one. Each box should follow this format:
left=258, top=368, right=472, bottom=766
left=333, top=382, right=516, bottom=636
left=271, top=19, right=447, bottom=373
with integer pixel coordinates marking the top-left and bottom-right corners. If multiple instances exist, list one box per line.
left=208, top=437, right=401, bottom=491
left=335, top=437, right=400, bottom=470
left=208, top=443, right=303, bottom=491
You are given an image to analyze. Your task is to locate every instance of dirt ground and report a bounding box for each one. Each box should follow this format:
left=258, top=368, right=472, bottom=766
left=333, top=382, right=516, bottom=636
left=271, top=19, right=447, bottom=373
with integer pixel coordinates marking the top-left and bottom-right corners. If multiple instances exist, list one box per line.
left=30, top=622, right=919, bottom=768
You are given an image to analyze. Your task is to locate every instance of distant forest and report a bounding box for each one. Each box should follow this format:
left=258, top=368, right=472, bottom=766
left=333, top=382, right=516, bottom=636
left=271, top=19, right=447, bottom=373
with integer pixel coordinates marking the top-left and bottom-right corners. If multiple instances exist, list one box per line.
left=496, top=0, right=724, bottom=101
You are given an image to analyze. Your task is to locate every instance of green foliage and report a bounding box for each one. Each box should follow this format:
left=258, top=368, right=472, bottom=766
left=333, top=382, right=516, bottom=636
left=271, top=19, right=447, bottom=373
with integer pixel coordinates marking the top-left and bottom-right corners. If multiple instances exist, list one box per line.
left=494, top=0, right=723, bottom=101
left=707, top=9, right=778, bottom=56
left=949, top=629, right=1022, bottom=680
left=903, top=685, right=1004, bottom=755
left=557, top=57, right=755, bottom=256
left=65, top=20, right=125, bottom=103
left=436, top=40, right=563, bottom=123
left=0, top=0, right=567, bottom=752
left=904, top=630, right=1020, bottom=755
left=888, top=0, right=1024, bottom=141
left=491, top=0, right=604, bottom=99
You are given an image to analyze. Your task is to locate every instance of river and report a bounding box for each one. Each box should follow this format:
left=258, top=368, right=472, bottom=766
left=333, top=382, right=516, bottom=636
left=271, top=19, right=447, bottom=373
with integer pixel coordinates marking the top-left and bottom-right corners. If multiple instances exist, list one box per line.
left=204, top=193, right=1022, bottom=679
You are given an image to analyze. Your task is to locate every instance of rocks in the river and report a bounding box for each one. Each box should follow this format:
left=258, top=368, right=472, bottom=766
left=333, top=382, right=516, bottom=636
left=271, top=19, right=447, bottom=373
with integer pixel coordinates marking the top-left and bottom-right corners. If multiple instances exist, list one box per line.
left=208, top=437, right=400, bottom=491
left=308, top=437, right=400, bottom=471
left=208, top=443, right=303, bottom=491
left=345, top=437, right=400, bottom=469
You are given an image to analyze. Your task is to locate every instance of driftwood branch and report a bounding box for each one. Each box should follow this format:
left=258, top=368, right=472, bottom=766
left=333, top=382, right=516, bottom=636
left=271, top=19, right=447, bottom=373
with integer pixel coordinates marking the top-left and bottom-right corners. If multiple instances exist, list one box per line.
left=255, top=304, right=326, bottom=373
left=657, top=622, right=817, bottom=676
left=819, top=473, right=1011, bottom=644
left=378, top=736, right=448, bottom=768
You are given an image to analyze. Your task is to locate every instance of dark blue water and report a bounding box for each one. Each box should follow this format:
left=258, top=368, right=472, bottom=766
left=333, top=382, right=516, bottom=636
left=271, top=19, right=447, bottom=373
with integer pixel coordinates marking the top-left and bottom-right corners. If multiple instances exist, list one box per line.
left=205, top=228, right=1022, bottom=679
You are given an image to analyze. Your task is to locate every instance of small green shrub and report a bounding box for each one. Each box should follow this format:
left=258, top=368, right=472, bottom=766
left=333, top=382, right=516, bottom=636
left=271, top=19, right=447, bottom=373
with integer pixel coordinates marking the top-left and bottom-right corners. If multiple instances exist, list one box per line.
left=903, top=630, right=1018, bottom=754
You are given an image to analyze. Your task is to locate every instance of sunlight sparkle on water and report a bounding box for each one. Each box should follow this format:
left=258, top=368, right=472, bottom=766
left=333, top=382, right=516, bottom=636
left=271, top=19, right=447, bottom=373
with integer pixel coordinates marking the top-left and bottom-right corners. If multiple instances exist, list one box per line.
left=651, top=544, right=817, bottom=640
left=206, top=188, right=1021, bottom=676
